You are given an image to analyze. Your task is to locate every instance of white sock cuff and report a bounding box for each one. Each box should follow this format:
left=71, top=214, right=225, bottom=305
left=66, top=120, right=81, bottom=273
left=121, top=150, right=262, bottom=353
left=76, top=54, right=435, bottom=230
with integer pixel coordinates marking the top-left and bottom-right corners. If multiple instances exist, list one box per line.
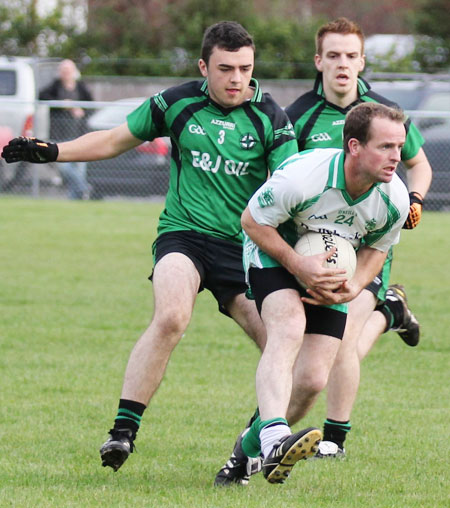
left=260, top=423, right=291, bottom=459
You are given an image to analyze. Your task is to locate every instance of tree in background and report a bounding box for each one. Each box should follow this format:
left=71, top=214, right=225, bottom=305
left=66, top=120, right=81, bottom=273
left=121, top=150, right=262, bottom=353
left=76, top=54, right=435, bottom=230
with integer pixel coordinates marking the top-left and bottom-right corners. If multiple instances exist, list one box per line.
left=411, top=0, right=450, bottom=72
left=0, top=0, right=71, bottom=56
left=0, top=0, right=448, bottom=76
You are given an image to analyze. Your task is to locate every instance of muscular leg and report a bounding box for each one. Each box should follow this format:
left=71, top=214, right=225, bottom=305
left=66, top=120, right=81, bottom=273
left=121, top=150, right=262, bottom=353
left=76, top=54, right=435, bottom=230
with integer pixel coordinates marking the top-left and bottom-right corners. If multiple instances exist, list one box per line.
left=257, top=289, right=306, bottom=420
left=357, top=310, right=387, bottom=361
left=286, top=332, right=341, bottom=425
left=325, top=289, right=377, bottom=422
left=227, top=292, right=267, bottom=351
left=121, top=253, right=201, bottom=404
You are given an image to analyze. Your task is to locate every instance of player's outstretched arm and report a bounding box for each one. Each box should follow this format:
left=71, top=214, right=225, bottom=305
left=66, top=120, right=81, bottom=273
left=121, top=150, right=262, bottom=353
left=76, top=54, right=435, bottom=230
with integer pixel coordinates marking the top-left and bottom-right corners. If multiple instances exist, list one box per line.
left=58, top=123, right=142, bottom=162
left=1, top=123, right=143, bottom=164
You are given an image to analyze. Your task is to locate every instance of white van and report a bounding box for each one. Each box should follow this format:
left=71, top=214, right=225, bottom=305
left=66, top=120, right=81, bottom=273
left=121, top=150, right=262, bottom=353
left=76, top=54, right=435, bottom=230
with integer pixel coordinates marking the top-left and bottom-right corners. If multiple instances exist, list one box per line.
left=0, top=56, right=49, bottom=139
left=0, top=56, right=50, bottom=192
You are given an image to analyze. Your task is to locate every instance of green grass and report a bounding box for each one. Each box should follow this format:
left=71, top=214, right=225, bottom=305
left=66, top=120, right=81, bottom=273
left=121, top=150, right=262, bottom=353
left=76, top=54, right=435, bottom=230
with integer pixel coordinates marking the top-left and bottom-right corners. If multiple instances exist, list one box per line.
left=0, top=197, right=448, bottom=507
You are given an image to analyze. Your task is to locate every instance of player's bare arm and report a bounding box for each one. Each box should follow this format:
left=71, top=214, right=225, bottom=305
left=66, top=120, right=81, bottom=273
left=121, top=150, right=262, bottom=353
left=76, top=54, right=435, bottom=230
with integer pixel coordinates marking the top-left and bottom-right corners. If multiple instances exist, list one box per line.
left=241, top=207, right=347, bottom=289
left=58, top=123, right=143, bottom=162
left=401, top=147, right=432, bottom=229
left=403, top=147, right=432, bottom=198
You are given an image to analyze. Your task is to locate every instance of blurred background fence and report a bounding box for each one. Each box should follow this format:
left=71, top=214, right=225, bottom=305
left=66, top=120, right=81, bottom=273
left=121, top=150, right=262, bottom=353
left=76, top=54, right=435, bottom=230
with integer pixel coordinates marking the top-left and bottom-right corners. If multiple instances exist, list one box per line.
left=1, top=84, right=449, bottom=209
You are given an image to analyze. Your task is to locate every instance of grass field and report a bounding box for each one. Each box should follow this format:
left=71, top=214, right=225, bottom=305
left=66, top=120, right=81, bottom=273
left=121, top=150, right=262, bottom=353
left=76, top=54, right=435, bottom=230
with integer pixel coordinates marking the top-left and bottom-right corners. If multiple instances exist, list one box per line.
left=0, top=197, right=448, bottom=507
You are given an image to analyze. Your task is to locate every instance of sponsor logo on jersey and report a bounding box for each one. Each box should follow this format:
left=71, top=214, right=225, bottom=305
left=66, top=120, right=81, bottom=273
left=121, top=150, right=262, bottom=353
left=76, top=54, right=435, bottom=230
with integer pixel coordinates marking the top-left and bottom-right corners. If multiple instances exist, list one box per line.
left=211, top=119, right=236, bottom=130
left=257, top=188, right=275, bottom=208
left=365, top=218, right=377, bottom=231
left=191, top=151, right=249, bottom=175
left=311, top=132, right=332, bottom=142
left=240, top=133, right=257, bottom=150
left=188, top=124, right=207, bottom=135
left=308, top=214, right=328, bottom=220
left=332, top=120, right=345, bottom=126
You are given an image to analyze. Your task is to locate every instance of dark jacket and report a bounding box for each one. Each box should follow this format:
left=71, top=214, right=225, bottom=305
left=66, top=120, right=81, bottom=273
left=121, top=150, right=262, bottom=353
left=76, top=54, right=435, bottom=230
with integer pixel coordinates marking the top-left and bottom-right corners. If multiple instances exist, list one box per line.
left=39, top=79, right=93, bottom=141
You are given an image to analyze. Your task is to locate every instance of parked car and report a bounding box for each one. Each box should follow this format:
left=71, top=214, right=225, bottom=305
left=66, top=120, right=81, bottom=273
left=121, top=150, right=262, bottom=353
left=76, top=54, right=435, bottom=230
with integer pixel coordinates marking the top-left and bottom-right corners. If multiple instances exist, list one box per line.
left=370, top=76, right=450, bottom=210
left=0, top=56, right=50, bottom=192
left=86, top=97, right=170, bottom=199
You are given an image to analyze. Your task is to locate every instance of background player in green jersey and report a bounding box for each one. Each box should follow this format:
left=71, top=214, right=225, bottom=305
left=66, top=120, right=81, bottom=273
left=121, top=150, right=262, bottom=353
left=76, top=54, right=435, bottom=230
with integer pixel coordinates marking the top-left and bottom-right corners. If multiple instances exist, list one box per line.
left=2, top=21, right=299, bottom=472
left=230, top=102, right=409, bottom=484
left=285, top=18, right=433, bottom=457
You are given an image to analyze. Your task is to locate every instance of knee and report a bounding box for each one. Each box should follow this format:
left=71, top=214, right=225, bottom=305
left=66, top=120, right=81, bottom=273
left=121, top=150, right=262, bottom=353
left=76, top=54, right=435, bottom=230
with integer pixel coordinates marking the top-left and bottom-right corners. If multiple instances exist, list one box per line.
left=150, top=308, right=191, bottom=343
left=297, top=369, right=329, bottom=397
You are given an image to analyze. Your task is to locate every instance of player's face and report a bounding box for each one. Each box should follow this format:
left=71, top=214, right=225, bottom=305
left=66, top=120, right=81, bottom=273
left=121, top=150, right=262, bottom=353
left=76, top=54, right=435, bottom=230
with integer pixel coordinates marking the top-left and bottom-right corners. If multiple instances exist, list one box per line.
left=198, top=46, right=254, bottom=108
left=315, top=33, right=365, bottom=106
left=355, top=118, right=406, bottom=184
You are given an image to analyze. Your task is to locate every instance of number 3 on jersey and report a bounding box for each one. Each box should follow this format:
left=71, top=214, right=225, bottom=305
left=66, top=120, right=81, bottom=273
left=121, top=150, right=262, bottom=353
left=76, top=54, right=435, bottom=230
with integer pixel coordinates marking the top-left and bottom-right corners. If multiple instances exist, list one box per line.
left=217, top=129, right=225, bottom=145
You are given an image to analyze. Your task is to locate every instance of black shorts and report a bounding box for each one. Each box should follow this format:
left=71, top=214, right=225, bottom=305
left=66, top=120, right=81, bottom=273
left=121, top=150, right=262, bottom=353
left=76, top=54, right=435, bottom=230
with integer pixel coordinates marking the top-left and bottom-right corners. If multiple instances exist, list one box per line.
left=249, top=267, right=347, bottom=340
left=151, top=230, right=248, bottom=316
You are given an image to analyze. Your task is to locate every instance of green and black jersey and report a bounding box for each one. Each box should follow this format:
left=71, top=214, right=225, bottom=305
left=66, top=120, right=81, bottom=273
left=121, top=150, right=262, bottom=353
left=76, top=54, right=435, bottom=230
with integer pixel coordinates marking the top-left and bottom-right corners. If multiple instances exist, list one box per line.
left=285, top=74, right=424, bottom=160
left=127, top=78, right=298, bottom=244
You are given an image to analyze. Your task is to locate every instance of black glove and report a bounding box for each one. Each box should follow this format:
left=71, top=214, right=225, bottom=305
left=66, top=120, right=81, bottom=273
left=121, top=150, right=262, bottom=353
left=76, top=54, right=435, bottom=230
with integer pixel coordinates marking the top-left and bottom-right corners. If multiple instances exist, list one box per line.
left=1, top=137, right=58, bottom=164
left=403, top=191, right=424, bottom=229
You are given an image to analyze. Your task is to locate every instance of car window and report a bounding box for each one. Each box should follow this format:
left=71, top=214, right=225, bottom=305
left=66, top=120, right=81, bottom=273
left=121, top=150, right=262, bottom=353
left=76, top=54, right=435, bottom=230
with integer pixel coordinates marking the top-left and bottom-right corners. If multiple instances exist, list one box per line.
left=0, top=70, right=17, bottom=95
left=420, top=92, right=450, bottom=111
left=371, top=86, right=423, bottom=110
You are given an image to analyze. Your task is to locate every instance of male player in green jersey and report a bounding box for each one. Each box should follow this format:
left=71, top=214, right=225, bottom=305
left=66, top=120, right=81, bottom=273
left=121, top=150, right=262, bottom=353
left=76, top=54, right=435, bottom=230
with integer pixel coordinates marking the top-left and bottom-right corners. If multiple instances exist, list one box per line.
left=284, top=17, right=432, bottom=458
left=229, top=102, right=409, bottom=484
left=2, top=21, right=299, bottom=472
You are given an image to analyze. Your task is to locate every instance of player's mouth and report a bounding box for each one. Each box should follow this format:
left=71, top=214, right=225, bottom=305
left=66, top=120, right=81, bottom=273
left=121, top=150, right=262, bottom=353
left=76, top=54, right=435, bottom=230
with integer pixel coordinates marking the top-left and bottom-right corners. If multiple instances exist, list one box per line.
left=226, top=88, right=241, bottom=96
left=383, top=165, right=397, bottom=176
left=335, top=73, right=349, bottom=84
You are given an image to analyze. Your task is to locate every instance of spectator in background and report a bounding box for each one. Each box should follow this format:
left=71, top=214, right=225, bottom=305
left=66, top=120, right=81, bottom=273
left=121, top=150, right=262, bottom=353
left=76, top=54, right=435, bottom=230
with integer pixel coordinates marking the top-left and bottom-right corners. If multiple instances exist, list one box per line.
left=39, top=59, right=93, bottom=199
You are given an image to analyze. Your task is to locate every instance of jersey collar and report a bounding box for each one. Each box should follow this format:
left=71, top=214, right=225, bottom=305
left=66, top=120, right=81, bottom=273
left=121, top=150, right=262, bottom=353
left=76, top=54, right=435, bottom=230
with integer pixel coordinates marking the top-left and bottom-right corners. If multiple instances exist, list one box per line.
left=326, top=150, right=379, bottom=205
left=200, top=77, right=263, bottom=103
left=314, top=73, right=372, bottom=109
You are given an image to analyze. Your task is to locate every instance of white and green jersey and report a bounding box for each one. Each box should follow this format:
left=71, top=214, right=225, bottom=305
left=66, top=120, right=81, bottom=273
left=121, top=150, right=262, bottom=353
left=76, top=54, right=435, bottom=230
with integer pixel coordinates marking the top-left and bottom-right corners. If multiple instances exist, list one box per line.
left=127, top=79, right=298, bottom=244
left=244, top=148, right=409, bottom=271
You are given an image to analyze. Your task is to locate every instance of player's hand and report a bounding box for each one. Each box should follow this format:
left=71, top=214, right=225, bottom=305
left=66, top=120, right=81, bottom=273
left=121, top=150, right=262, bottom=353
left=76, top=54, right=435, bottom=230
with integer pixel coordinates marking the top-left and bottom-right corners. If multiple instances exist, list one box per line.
left=301, top=279, right=359, bottom=306
left=294, top=247, right=347, bottom=291
left=1, top=137, right=59, bottom=164
left=403, top=191, right=423, bottom=229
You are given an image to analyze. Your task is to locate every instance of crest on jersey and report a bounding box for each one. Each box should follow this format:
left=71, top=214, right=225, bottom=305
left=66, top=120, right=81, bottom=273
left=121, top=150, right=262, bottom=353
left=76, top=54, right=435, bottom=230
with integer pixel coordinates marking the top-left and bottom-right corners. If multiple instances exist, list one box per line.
left=257, top=188, right=275, bottom=208
left=240, top=133, right=257, bottom=150
left=365, top=218, right=377, bottom=231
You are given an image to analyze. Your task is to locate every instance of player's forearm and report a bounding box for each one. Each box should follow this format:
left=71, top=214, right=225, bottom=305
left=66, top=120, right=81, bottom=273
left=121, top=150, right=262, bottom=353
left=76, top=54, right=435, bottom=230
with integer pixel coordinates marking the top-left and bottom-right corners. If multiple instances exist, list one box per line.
left=57, top=130, right=119, bottom=162
left=57, top=123, right=141, bottom=163
left=404, top=148, right=432, bottom=198
left=352, top=246, right=387, bottom=292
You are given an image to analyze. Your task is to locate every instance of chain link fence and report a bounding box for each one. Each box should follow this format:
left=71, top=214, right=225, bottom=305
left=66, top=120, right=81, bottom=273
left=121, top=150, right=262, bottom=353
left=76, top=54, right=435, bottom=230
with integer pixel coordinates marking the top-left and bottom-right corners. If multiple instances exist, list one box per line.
left=0, top=99, right=449, bottom=210
left=0, top=99, right=171, bottom=200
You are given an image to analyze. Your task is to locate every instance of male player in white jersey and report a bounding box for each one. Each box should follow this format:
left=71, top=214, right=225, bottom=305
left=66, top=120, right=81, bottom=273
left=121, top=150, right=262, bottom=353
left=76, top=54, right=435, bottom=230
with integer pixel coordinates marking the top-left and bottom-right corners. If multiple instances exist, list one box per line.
left=218, top=102, right=409, bottom=484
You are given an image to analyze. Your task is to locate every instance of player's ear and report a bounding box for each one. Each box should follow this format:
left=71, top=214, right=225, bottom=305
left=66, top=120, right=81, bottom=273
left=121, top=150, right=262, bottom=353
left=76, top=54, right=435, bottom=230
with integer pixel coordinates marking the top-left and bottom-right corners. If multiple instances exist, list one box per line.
left=348, top=138, right=360, bottom=156
left=198, top=59, right=208, bottom=77
left=314, top=54, right=322, bottom=72
left=359, top=54, right=366, bottom=73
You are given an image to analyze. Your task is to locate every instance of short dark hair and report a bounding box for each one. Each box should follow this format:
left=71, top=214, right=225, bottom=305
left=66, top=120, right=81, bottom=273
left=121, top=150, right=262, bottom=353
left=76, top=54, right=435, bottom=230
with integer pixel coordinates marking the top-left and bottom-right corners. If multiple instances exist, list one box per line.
left=316, top=17, right=364, bottom=55
left=343, top=102, right=406, bottom=153
left=201, top=21, right=255, bottom=65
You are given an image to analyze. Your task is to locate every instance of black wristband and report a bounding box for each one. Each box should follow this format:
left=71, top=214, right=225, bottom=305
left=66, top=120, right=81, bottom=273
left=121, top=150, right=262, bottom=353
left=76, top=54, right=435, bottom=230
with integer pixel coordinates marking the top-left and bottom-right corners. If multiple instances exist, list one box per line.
left=409, top=191, right=423, bottom=206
